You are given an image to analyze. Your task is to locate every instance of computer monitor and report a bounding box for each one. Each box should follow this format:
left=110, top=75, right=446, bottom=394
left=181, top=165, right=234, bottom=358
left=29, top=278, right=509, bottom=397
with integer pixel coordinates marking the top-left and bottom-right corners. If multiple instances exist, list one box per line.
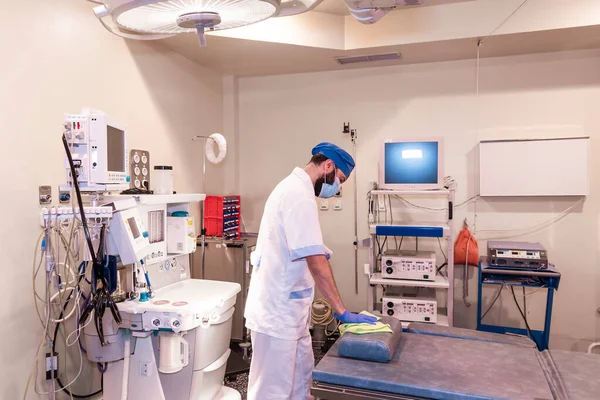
left=379, top=138, right=444, bottom=190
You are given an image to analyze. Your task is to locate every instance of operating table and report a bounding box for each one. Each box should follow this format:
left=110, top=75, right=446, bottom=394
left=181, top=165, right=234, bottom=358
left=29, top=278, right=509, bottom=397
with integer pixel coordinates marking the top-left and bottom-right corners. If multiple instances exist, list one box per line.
left=312, top=322, right=600, bottom=400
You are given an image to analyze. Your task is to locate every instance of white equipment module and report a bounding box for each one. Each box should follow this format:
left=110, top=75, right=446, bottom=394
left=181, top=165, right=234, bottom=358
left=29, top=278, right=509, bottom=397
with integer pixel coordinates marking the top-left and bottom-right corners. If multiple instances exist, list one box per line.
left=381, top=251, right=436, bottom=281
left=167, top=216, right=196, bottom=254
left=383, top=289, right=437, bottom=324
left=64, top=109, right=129, bottom=188
left=109, top=202, right=151, bottom=265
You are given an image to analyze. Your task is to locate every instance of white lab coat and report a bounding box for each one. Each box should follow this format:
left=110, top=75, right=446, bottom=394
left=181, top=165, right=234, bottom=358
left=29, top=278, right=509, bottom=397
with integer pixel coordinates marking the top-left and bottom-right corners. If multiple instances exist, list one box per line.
left=245, top=167, right=326, bottom=399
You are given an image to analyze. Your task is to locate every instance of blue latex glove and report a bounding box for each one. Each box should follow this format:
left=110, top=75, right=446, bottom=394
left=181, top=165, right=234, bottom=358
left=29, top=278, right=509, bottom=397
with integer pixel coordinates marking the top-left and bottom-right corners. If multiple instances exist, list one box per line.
left=334, top=311, right=378, bottom=324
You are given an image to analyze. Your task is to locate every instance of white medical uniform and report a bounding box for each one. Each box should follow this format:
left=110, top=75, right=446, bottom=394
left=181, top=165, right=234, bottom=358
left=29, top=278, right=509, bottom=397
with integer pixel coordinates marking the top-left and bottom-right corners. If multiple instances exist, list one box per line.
left=245, top=167, right=327, bottom=400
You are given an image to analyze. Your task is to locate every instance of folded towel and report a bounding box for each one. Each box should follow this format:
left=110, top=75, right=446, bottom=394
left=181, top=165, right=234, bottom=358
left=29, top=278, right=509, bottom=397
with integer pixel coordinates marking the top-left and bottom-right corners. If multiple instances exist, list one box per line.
left=339, top=311, right=393, bottom=336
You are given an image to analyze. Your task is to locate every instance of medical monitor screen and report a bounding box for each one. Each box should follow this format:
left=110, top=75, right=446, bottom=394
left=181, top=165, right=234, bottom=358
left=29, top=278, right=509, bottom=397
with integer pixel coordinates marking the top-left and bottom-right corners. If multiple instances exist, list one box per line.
left=384, top=141, right=440, bottom=185
left=107, top=125, right=126, bottom=172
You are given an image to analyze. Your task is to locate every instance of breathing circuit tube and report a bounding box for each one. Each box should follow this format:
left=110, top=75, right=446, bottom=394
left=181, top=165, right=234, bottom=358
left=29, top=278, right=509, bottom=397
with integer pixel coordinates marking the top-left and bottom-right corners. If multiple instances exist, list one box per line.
left=205, top=133, right=227, bottom=164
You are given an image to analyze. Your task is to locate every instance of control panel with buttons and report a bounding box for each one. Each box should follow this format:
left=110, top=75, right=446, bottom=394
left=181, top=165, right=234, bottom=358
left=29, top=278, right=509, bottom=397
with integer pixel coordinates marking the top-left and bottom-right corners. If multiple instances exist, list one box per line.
left=381, top=252, right=436, bottom=281
left=383, top=291, right=438, bottom=324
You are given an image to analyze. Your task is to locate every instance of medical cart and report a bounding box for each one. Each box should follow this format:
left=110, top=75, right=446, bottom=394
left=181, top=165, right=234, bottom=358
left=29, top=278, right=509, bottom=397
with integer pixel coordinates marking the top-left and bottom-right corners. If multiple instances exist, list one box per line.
left=367, top=188, right=455, bottom=328
left=476, top=257, right=561, bottom=350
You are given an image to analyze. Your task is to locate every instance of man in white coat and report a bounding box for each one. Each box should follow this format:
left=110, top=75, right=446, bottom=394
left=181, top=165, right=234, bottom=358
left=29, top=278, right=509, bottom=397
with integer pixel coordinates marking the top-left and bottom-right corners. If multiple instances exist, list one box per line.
left=245, top=142, right=378, bottom=400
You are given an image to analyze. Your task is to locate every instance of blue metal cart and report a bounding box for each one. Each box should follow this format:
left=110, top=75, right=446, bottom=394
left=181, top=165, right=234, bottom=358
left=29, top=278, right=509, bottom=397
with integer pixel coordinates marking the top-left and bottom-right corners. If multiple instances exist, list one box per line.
left=476, top=257, right=561, bottom=350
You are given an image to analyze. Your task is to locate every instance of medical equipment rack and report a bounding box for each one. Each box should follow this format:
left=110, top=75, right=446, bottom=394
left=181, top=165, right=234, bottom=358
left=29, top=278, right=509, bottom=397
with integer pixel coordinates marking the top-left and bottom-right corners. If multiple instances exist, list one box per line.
left=367, top=189, right=455, bottom=328
left=204, top=195, right=241, bottom=239
left=476, top=257, right=561, bottom=350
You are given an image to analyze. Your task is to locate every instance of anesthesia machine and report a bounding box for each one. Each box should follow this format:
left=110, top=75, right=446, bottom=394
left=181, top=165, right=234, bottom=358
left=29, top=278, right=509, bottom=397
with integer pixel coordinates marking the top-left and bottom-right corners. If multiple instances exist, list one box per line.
left=30, top=109, right=240, bottom=400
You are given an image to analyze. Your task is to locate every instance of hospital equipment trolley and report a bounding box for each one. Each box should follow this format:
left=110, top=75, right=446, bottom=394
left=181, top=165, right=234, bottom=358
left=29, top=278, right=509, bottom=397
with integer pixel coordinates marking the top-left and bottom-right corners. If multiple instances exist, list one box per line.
left=366, top=188, right=456, bottom=327
left=476, top=257, right=561, bottom=350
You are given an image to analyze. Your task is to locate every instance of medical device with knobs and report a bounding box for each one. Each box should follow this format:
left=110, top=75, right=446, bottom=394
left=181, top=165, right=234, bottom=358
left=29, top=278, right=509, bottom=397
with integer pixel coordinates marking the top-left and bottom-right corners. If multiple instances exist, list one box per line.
left=382, top=252, right=436, bottom=281
left=130, top=149, right=150, bottom=189
left=383, top=290, right=438, bottom=324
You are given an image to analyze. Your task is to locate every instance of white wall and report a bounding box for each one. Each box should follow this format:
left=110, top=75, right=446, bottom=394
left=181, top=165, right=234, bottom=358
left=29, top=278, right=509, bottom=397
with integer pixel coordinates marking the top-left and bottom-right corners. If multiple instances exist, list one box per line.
left=0, top=1, right=223, bottom=398
left=236, top=49, right=600, bottom=350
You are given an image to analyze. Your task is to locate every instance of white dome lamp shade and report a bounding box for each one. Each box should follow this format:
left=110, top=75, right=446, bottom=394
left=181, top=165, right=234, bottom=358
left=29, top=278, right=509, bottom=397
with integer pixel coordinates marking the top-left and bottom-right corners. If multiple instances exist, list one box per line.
left=92, top=0, right=280, bottom=46
left=276, top=0, right=324, bottom=17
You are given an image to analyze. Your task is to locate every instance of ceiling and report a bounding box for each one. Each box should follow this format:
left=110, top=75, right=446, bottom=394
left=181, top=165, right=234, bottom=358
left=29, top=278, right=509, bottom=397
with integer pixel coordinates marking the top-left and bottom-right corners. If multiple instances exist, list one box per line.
left=313, top=0, right=475, bottom=16
left=151, top=0, right=600, bottom=77
left=159, top=25, right=600, bottom=76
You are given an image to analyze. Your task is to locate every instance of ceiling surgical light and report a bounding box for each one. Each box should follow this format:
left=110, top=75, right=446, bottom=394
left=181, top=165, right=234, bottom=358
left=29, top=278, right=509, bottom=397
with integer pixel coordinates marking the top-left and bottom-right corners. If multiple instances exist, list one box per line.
left=89, top=0, right=427, bottom=47
left=92, top=0, right=281, bottom=47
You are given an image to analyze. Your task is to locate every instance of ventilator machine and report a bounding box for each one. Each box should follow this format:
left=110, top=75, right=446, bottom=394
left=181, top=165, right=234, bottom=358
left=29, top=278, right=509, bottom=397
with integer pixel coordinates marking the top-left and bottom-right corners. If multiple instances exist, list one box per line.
left=30, top=108, right=239, bottom=400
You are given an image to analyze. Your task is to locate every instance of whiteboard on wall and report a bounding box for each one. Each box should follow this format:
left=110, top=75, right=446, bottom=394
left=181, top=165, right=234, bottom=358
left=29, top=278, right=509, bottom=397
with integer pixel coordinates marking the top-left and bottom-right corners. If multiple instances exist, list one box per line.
left=478, top=137, right=590, bottom=196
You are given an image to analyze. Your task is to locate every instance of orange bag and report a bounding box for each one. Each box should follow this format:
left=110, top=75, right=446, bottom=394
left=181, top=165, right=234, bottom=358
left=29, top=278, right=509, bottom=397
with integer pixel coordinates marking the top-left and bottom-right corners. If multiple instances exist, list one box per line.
left=454, top=225, right=479, bottom=267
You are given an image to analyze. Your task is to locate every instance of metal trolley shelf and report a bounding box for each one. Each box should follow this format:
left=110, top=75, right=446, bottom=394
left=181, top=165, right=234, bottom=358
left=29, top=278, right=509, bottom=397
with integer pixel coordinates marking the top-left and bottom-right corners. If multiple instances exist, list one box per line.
left=367, top=188, right=455, bottom=327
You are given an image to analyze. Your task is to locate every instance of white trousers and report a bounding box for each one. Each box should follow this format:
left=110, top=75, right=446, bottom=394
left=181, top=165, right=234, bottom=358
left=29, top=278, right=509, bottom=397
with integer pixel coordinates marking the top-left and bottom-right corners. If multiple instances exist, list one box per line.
left=247, top=331, right=315, bottom=400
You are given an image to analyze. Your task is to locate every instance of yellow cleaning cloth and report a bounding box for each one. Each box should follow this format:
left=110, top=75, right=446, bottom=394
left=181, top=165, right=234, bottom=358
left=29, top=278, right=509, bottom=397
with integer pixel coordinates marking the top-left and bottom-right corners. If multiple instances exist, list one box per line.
left=339, top=311, right=393, bottom=336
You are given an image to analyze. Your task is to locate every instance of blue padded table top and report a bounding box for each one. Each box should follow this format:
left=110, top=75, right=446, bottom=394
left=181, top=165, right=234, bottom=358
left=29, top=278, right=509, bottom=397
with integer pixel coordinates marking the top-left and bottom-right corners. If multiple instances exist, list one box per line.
left=548, top=350, right=600, bottom=400
left=407, top=322, right=536, bottom=348
left=313, top=332, right=554, bottom=400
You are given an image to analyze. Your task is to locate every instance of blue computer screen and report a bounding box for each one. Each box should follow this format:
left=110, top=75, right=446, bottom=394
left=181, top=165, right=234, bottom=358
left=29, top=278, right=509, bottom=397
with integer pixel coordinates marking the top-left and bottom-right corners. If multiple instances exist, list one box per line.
left=384, top=141, right=439, bottom=184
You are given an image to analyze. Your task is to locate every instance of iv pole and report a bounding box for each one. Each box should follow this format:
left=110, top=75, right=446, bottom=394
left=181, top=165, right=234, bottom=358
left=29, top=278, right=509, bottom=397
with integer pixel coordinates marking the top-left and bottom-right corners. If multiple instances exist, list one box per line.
left=192, top=135, right=209, bottom=279
left=344, top=123, right=359, bottom=295
left=351, top=129, right=358, bottom=295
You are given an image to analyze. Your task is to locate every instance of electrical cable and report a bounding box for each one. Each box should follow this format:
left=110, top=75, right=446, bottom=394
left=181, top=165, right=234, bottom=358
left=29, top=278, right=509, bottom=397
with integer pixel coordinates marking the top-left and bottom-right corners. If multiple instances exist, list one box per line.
left=388, top=196, right=398, bottom=250
left=522, top=286, right=526, bottom=317
left=53, top=276, right=103, bottom=398
left=480, top=283, right=505, bottom=320
left=26, top=135, right=104, bottom=399
left=437, top=238, right=447, bottom=263
left=476, top=199, right=584, bottom=240
left=510, top=286, right=541, bottom=349
left=479, top=0, right=531, bottom=45
left=391, top=194, right=478, bottom=212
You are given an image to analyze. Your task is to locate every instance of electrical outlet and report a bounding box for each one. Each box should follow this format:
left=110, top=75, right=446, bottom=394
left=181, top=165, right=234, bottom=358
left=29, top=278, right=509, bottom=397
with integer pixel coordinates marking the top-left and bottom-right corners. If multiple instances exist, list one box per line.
left=58, top=189, right=71, bottom=204
left=39, top=186, right=52, bottom=205
left=319, top=200, right=329, bottom=211
left=140, top=361, right=151, bottom=376
left=333, top=200, right=342, bottom=211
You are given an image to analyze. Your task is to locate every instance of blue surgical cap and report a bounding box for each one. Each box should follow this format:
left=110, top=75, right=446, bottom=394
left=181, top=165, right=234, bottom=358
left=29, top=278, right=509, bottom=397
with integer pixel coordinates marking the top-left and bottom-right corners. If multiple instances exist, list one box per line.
left=311, top=142, right=355, bottom=178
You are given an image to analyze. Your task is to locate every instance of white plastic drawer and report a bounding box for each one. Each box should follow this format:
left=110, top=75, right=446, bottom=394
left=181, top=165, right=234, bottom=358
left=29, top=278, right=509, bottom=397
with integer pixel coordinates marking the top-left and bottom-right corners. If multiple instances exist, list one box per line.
left=194, top=307, right=235, bottom=371
left=189, top=348, right=231, bottom=400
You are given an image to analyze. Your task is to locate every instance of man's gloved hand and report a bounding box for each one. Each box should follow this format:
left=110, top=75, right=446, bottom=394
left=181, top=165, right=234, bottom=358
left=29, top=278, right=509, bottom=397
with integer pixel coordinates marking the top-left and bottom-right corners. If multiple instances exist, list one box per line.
left=334, top=311, right=378, bottom=324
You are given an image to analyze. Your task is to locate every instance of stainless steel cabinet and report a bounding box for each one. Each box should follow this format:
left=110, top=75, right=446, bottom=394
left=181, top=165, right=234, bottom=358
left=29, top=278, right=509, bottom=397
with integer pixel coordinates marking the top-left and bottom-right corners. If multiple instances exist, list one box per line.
left=192, top=235, right=257, bottom=342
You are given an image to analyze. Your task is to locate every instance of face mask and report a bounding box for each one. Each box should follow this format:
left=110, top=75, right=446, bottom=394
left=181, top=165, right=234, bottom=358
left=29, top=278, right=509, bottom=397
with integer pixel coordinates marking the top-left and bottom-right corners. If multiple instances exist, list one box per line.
left=316, top=167, right=340, bottom=199
left=318, top=177, right=340, bottom=199
left=314, top=167, right=336, bottom=197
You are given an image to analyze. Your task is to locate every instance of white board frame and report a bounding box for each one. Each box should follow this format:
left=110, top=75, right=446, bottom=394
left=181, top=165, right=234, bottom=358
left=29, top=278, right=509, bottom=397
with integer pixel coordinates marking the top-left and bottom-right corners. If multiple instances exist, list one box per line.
left=478, top=137, right=590, bottom=197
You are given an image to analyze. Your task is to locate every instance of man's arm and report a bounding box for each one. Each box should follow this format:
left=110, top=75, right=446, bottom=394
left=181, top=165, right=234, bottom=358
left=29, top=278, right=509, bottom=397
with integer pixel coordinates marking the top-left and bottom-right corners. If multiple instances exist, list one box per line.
left=306, top=254, right=345, bottom=315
